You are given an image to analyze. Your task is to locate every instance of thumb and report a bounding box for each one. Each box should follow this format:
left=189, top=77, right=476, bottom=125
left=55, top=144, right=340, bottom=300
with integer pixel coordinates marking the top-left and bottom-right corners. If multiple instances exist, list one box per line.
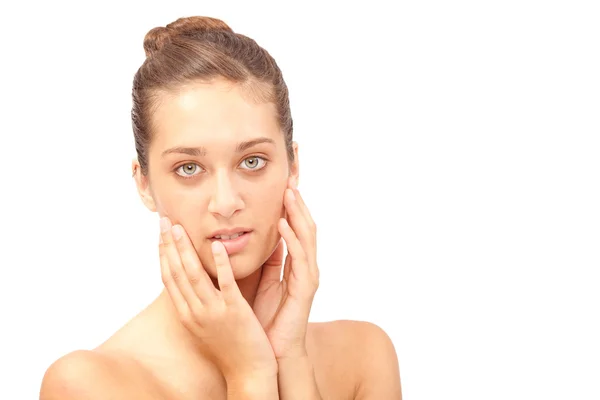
left=264, top=238, right=285, bottom=267
left=260, top=239, right=285, bottom=283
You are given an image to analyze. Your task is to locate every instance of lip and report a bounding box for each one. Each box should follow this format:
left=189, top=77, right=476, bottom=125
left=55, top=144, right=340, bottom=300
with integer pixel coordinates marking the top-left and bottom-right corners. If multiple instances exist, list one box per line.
left=208, top=227, right=253, bottom=238
left=209, top=230, right=252, bottom=255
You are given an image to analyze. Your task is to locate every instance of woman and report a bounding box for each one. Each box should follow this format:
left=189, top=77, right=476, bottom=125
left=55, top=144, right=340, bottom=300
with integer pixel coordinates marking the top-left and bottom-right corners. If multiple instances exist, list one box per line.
left=40, top=16, right=401, bottom=399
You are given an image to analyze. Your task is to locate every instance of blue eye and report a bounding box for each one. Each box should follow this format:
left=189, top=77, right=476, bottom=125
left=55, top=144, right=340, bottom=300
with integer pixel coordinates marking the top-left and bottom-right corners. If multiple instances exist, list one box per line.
left=176, top=163, right=203, bottom=178
left=240, top=156, right=267, bottom=170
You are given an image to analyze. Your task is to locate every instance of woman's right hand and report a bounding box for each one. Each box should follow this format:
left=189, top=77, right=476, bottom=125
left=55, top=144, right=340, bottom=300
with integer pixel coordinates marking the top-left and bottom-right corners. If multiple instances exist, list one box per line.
left=158, top=217, right=278, bottom=383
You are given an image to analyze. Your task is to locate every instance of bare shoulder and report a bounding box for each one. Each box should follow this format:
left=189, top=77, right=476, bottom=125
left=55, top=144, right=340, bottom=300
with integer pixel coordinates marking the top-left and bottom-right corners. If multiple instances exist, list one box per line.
left=39, top=349, right=167, bottom=400
left=308, top=320, right=402, bottom=400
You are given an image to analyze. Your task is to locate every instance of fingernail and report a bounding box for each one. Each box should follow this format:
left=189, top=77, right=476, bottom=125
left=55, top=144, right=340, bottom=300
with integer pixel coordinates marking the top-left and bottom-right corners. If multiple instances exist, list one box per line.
left=172, top=225, right=183, bottom=240
left=160, top=217, right=171, bottom=233
left=211, top=241, right=222, bottom=253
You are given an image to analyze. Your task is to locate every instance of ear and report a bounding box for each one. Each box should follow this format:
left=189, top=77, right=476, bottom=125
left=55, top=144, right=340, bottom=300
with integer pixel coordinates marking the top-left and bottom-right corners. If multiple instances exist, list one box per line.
left=289, top=141, right=299, bottom=187
left=132, top=158, right=157, bottom=213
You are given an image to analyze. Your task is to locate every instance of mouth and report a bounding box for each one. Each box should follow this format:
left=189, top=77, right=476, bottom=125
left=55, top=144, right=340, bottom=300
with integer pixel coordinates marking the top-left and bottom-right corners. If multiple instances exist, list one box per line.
left=209, top=230, right=253, bottom=255
left=211, top=231, right=248, bottom=240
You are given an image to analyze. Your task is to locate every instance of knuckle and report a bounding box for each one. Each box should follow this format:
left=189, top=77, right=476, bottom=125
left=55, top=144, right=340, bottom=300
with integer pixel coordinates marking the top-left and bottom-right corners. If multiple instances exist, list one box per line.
left=188, top=273, right=201, bottom=286
left=160, top=235, right=172, bottom=246
left=311, top=269, right=320, bottom=289
left=298, top=252, right=309, bottom=264
left=160, top=271, right=170, bottom=286
left=160, top=267, right=171, bottom=285
left=218, top=281, right=234, bottom=295
left=170, top=266, right=183, bottom=282
left=188, top=303, right=203, bottom=319
left=179, top=309, right=194, bottom=328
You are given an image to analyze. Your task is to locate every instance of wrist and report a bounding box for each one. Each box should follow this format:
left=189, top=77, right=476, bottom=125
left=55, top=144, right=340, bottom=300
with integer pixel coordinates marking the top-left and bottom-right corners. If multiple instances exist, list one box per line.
left=275, top=343, right=309, bottom=361
left=223, top=360, right=278, bottom=380
left=276, top=352, right=313, bottom=373
left=276, top=354, right=322, bottom=400
left=226, top=372, right=279, bottom=399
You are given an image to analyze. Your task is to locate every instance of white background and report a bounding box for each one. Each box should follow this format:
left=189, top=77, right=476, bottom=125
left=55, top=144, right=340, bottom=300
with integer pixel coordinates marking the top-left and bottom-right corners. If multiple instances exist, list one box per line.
left=1, top=1, right=598, bottom=399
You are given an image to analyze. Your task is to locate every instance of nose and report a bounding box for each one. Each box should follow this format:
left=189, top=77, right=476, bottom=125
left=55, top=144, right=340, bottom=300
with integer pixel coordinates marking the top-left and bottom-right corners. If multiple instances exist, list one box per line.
left=207, top=171, right=244, bottom=219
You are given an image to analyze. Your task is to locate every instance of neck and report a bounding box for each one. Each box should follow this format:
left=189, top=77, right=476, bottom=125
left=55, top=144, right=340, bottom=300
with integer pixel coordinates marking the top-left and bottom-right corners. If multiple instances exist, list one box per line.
left=155, top=264, right=264, bottom=326
left=209, top=265, right=264, bottom=307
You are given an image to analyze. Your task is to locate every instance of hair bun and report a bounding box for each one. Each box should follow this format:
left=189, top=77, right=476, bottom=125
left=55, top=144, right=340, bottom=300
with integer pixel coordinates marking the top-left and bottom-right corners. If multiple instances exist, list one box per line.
left=143, top=16, right=233, bottom=58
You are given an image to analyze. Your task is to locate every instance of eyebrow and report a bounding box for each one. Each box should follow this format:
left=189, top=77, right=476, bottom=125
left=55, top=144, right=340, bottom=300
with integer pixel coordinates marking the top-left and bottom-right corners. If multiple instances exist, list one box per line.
left=162, top=137, right=276, bottom=158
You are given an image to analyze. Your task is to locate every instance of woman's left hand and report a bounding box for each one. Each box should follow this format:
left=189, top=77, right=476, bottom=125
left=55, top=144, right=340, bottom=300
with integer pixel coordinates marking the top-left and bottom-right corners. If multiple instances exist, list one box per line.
left=252, top=178, right=320, bottom=360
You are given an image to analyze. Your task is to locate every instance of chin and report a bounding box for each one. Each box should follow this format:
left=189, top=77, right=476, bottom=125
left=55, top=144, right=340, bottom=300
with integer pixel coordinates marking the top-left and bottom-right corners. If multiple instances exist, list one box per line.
left=198, top=249, right=260, bottom=281
left=199, top=230, right=280, bottom=280
left=227, top=245, right=278, bottom=281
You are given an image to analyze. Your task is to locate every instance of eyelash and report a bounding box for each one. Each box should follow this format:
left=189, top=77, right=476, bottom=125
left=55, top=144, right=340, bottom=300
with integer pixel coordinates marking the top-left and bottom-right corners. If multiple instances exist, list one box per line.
left=174, top=156, right=269, bottom=180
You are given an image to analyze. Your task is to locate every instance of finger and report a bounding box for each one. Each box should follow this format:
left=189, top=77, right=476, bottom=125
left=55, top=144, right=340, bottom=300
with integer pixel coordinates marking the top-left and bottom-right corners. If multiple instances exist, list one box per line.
left=280, top=217, right=319, bottom=283
left=260, top=239, right=285, bottom=284
left=278, top=218, right=309, bottom=282
left=211, top=241, right=241, bottom=303
left=160, top=218, right=203, bottom=311
left=172, top=224, right=218, bottom=304
left=284, top=189, right=316, bottom=258
left=286, top=187, right=318, bottom=267
left=282, top=251, right=292, bottom=284
left=266, top=238, right=285, bottom=266
left=159, top=234, right=190, bottom=317
left=289, top=179, right=315, bottom=230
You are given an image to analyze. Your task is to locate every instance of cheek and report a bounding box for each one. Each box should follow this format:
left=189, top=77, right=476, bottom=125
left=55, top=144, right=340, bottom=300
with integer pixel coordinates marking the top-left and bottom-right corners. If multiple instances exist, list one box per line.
left=155, top=186, right=210, bottom=240
left=250, top=177, right=286, bottom=216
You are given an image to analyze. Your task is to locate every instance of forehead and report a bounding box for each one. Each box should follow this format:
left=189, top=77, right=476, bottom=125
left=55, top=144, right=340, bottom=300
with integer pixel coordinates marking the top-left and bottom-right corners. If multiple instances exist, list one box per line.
left=150, top=79, right=281, bottom=148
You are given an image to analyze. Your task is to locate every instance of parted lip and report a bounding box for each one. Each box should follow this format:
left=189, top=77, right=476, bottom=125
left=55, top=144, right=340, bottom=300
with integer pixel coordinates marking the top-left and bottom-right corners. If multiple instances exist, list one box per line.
left=208, top=227, right=252, bottom=238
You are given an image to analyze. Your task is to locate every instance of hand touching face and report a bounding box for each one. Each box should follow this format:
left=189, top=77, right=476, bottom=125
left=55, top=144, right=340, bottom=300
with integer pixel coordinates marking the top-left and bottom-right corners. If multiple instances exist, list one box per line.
left=135, top=78, right=299, bottom=279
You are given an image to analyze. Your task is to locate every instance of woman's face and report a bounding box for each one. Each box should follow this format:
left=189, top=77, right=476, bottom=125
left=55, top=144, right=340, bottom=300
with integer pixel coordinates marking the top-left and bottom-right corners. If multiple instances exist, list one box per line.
left=137, top=78, right=298, bottom=280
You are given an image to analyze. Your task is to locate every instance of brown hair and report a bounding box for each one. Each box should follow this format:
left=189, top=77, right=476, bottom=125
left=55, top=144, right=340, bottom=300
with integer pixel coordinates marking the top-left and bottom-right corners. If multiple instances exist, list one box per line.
left=131, top=16, right=293, bottom=176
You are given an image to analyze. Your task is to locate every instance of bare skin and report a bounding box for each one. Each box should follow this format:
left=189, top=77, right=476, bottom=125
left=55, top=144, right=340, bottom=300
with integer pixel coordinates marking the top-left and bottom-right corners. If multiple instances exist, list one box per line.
left=39, top=79, right=401, bottom=399
left=41, top=292, right=400, bottom=399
